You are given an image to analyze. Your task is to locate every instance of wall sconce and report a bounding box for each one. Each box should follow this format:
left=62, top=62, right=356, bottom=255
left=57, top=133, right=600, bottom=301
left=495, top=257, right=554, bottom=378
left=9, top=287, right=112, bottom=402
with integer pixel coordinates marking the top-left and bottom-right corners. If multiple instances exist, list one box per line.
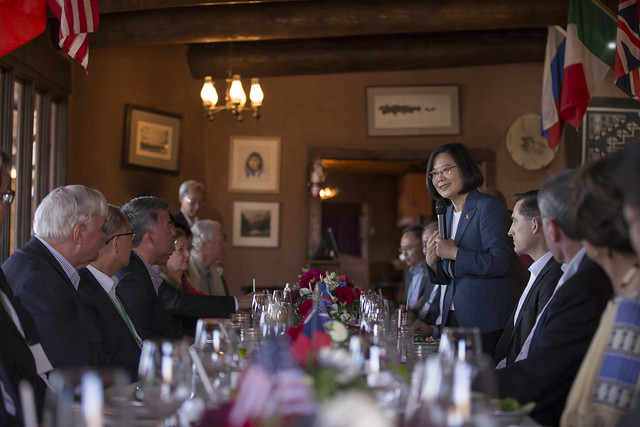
left=200, top=74, right=264, bottom=122
left=319, top=187, right=339, bottom=200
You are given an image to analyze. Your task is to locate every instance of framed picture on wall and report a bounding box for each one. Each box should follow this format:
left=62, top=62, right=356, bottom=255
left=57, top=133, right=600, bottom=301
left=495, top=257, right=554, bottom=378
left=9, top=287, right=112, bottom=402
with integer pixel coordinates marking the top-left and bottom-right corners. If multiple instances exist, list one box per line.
left=366, top=85, right=460, bottom=136
left=229, top=136, right=281, bottom=193
left=122, top=104, right=182, bottom=172
left=579, top=97, right=640, bottom=164
left=232, top=201, right=280, bottom=248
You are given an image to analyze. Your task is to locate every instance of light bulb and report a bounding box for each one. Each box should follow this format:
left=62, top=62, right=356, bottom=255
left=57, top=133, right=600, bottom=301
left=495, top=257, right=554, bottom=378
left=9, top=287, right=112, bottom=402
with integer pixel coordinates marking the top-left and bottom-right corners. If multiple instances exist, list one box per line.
left=200, top=76, right=218, bottom=106
left=249, top=78, right=264, bottom=107
left=229, top=74, right=246, bottom=107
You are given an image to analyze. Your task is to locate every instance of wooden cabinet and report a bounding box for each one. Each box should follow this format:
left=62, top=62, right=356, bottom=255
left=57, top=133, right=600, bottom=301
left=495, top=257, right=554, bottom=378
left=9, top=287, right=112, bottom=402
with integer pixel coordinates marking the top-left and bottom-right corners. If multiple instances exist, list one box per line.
left=397, top=172, right=432, bottom=227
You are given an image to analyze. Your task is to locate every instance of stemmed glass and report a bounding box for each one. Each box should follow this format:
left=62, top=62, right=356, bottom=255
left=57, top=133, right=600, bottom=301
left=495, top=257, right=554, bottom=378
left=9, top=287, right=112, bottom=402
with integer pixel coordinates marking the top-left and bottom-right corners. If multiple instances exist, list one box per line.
left=439, top=327, right=482, bottom=363
left=251, top=292, right=269, bottom=328
left=42, top=367, right=131, bottom=426
left=137, top=339, right=191, bottom=421
left=191, top=319, right=235, bottom=406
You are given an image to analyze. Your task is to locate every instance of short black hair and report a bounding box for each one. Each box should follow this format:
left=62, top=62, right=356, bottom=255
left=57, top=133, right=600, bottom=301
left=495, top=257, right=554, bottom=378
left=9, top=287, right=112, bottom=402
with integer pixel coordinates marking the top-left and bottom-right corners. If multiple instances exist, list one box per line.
left=513, top=190, right=540, bottom=220
left=401, top=225, right=423, bottom=240
left=426, top=143, right=484, bottom=200
left=617, top=142, right=640, bottom=209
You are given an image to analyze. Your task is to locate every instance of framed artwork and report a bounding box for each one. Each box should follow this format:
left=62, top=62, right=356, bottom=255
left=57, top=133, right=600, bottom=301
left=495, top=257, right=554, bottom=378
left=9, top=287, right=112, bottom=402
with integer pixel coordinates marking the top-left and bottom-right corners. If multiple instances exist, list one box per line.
left=232, top=201, right=280, bottom=248
left=579, top=97, right=640, bottom=164
left=122, top=104, right=182, bottom=172
left=229, top=136, right=281, bottom=192
left=366, top=85, right=460, bottom=136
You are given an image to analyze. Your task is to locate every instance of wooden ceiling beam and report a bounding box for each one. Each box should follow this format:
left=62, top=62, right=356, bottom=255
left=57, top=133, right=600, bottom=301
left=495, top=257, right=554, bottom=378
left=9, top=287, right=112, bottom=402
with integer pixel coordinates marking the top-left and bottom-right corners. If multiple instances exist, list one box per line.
left=92, top=0, right=566, bottom=47
left=187, top=28, right=547, bottom=78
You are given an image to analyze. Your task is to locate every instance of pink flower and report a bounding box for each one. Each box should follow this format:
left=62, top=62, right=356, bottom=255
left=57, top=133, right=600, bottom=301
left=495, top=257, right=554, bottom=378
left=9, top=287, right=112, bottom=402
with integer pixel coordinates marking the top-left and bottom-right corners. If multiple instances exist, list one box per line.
left=299, top=269, right=324, bottom=289
left=335, top=287, right=355, bottom=306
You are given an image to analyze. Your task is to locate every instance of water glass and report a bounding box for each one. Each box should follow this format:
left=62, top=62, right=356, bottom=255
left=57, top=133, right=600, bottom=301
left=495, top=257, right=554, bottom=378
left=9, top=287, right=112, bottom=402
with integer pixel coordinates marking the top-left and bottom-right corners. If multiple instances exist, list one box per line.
left=251, top=293, right=269, bottom=328
left=137, top=340, right=191, bottom=420
left=439, top=326, right=482, bottom=363
left=192, top=319, right=235, bottom=405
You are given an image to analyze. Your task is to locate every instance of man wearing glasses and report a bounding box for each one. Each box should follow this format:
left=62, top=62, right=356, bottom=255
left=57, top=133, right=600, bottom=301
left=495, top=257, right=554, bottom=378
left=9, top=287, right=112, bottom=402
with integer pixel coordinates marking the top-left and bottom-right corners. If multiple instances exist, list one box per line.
left=399, top=225, right=434, bottom=316
left=77, top=205, right=143, bottom=381
left=174, top=180, right=205, bottom=229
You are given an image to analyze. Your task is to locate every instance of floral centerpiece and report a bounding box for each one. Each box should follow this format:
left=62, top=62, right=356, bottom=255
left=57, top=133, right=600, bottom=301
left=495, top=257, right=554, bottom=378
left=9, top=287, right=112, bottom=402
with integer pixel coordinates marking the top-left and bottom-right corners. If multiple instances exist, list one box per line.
left=291, top=269, right=361, bottom=327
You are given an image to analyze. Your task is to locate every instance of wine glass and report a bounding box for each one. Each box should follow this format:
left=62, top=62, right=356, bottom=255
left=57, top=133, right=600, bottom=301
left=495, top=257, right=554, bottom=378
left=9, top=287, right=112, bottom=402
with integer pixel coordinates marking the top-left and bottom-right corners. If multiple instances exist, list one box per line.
left=137, top=339, right=191, bottom=421
left=191, top=319, right=235, bottom=406
left=251, top=292, right=269, bottom=328
left=439, top=327, right=482, bottom=363
left=42, top=367, right=131, bottom=426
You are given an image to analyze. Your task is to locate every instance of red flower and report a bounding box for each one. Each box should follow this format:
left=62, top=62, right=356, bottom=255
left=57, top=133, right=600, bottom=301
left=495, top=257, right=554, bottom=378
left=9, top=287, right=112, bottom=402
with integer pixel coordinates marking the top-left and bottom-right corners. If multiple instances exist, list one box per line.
left=290, top=289, right=301, bottom=304
left=353, top=288, right=361, bottom=299
left=299, top=269, right=324, bottom=289
left=335, top=287, right=355, bottom=306
left=296, top=299, right=313, bottom=317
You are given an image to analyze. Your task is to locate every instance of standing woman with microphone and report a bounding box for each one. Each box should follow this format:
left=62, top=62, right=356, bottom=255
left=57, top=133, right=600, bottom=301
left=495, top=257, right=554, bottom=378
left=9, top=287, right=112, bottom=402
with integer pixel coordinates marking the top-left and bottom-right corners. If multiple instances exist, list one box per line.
left=424, top=142, right=518, bottom=355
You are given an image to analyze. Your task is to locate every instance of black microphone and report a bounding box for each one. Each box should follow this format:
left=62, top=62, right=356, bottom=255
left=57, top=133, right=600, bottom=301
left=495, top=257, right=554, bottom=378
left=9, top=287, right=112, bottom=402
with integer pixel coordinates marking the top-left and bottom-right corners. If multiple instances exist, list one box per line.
left=435, top=199, right=448, bottom=238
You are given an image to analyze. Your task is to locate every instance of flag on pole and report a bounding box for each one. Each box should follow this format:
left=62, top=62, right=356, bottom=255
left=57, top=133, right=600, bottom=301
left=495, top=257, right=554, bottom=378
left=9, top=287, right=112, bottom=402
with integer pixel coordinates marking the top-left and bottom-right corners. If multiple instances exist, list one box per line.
left=615, top=0, right=640, bottom=99
left=47, top=0, right=99, bottom=72
left=228, top=336, right=316, bottom=427
left=291, top=302, right=332, bottom=365
left=0, top=0, right=47, bottom=57
left=541, top=26, right=568, bottom=149
left=560, top=0, right=617, bottom=130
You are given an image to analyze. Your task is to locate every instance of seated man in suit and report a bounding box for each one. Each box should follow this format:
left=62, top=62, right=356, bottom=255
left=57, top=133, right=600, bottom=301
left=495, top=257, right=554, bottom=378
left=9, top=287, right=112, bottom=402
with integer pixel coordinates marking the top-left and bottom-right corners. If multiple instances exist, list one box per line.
left=187, top=220, right=230, bottom=296
left=116, top=196, right=251, bottom=340
left=494, top=171, right=613, bottom=426
left=3, top=185, right=111, bottom=369
left=78, top=205, right=143, bottom=381
left=411, top=223, right=441, bottom=335
left=173, top=180, right=205, bottom=229
left=494, top=190, right=562, bottom=367
left=0, top=150, right=48, bottom=426
left=399, top=225, right=432, bottom=311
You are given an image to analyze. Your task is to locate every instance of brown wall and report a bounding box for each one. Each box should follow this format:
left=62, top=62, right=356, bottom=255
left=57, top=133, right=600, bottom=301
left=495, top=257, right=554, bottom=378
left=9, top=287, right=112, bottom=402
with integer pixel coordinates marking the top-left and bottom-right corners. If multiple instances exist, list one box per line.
left=68, top=44, right=605, bottom=294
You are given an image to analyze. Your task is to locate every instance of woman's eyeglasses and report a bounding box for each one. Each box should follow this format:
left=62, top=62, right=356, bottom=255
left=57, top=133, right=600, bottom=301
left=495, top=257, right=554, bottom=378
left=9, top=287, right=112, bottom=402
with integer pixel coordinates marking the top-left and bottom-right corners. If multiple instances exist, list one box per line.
left=105, top=231, right=135, bottom=244
left=428, top=165, right=458, bottom=180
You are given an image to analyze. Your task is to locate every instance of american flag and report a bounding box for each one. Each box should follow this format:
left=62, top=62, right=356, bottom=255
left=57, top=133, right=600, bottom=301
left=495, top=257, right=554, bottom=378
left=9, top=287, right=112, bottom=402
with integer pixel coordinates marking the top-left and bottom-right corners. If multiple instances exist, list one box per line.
left=615, top=0, right=640, bottom=99
left=228, top=336, right=316, bottom=427
left=47, top=0, right=99, bottom=72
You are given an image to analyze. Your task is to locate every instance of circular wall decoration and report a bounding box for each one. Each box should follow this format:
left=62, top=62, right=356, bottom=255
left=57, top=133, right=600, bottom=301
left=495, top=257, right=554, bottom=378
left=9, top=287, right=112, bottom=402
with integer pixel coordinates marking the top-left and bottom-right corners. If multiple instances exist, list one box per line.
left=506, top=113, right=557, bottom=170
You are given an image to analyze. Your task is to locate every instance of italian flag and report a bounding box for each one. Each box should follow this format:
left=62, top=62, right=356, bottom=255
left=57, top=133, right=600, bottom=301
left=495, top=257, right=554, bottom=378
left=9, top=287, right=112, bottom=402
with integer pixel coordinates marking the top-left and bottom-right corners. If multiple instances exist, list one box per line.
left=560, top=0, right=617, bottom=130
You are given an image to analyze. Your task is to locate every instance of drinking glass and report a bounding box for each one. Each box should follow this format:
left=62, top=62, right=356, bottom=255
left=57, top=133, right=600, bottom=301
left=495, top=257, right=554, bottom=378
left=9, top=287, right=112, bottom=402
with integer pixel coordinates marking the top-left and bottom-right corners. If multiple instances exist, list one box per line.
left=191, top=318, right=235, bottom=405
left=42, top=367, right=131, bottom=427
left=439, top=327, right=482, bottom=363
left=259, top=296, right=288, bottom=338
left=137, top=339, right=191, bottom=420
left=251, top=293, right=269, bottom=328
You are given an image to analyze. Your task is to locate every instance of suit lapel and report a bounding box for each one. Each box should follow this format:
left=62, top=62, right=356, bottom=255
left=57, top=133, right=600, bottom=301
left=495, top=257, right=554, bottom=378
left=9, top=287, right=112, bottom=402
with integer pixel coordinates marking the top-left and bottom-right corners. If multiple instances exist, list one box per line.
left=29, top=238, right=76, bottom=291
left=453, top=190, right=478, bottom=245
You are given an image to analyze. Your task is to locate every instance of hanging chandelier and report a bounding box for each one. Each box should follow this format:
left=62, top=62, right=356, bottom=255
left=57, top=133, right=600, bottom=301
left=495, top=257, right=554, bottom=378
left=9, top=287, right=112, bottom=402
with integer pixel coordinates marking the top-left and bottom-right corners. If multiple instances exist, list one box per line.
left=200, top=73, right=264, bottom=122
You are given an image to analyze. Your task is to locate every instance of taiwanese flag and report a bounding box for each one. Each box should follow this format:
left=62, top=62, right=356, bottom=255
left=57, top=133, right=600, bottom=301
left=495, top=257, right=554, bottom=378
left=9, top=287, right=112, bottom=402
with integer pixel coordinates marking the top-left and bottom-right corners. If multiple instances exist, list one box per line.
left=0, top=0, right=47, bottom=58
left=290, top=304, right=332, bottom=365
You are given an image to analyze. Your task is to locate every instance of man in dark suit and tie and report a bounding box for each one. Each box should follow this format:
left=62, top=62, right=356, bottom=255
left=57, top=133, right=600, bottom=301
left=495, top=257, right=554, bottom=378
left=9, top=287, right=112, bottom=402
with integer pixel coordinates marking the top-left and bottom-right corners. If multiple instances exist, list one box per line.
left=494, top=191, right=562, bottom=367
left=0, top=151, right=48, bottom=426
left=78, top=205, right=142, bottom=381
left=495, top=171, right=613, bottom=426
left=173, top=179, right=205, bottom=229
left=116, top=196, right=250, bottom=340
left=399, top=225, right=433, bottom=312
left=3, top=185, right=111, bottom=369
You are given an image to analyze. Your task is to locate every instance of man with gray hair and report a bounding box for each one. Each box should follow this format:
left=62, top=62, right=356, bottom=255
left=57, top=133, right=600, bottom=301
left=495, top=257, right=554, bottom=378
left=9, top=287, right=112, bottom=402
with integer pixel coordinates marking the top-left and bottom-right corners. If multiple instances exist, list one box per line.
left=174, top=179, right=205, bottom=229
left=3, top=185, right=111, bottom=369
left=494, top=170, right=612, bottom=426
left=188, top=220, right=229, bottom=296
